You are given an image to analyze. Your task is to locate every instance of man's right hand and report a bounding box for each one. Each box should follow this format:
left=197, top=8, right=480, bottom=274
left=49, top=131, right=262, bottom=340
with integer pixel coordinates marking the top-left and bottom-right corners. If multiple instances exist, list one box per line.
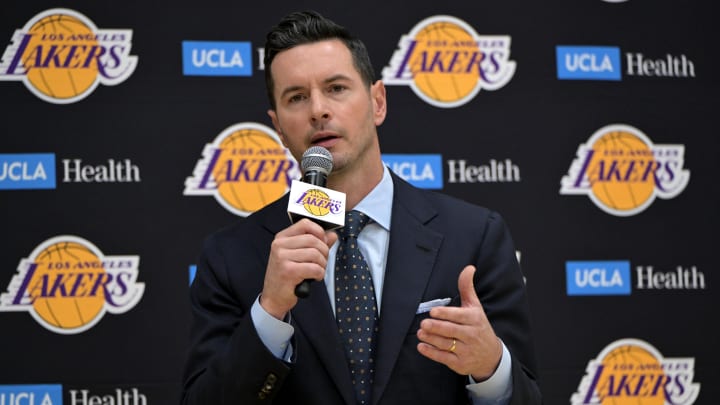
left=260, top=218, right=338, bottom=319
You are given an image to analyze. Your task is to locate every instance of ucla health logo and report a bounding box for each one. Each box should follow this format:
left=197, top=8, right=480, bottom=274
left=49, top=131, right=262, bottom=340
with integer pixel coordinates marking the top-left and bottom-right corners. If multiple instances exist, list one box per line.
left=382, top=15, right=515, bottom=108
left=572, top=338, right=700, bottom=404
left=556, top=46, right=621, bottom=80
left=566, top=261, right=631, bottom=295
left=182, top=41, right=252, bottom=76
left=0, top=235, right=144, bottom=334
left=382, top=154, right=442, bottom=189
left=0, top=384, right=62, bottom=404
left=184, top=122, right=299, bottom=216
left=0, top=153, right=56, bottom=190
left=0, top=8, right=137, bottom=104
left=560, top=124, right=690, bottom=216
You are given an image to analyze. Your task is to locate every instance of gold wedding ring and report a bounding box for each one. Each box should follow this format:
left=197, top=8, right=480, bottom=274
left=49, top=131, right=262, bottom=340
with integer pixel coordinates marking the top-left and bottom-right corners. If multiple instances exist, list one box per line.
left=448, top=338, right=457, bottom=353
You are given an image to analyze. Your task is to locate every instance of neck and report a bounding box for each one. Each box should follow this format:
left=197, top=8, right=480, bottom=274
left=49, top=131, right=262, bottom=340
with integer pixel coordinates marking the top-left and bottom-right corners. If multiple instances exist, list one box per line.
left=327, top=159, right=384, bottom=210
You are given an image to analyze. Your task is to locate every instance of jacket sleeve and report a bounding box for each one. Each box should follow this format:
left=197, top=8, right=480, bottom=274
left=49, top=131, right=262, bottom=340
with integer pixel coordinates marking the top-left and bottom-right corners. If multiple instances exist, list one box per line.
left=180, top=231, right=291, bottom=404
left=473, top=211, right=542, bottom=405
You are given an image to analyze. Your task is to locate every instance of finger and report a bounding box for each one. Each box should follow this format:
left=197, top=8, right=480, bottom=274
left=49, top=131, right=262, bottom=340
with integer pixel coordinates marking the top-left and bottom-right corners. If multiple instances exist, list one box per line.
left=273, top=232, right=332, bottom=256
left=280, top=218, right=327, bottom=240
left=417, top=342, right=459, bottom=368
left=285, top=246, right=329, bottom=268
left=284, top=260, right=326, bottom=282
left=418, top=317, right=463, bottom=341
left=417, top=327, right=459, bottom=352
left=458, top=265, right=480, bottom=308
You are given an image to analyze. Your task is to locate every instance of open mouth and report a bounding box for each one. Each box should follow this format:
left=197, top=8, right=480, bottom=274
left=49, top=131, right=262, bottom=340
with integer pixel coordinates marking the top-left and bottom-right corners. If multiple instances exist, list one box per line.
left=311, top=133, right=339, bottom=146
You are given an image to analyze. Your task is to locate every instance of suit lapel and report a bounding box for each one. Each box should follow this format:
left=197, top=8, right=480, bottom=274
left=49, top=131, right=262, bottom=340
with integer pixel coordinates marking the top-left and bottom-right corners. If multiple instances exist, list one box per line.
left=372, top=175, right=443, bottom=405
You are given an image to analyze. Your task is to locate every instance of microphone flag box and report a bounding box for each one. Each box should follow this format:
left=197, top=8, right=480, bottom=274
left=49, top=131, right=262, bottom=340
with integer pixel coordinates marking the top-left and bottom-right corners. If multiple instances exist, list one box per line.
left=287, top=179, right=346, bottom=230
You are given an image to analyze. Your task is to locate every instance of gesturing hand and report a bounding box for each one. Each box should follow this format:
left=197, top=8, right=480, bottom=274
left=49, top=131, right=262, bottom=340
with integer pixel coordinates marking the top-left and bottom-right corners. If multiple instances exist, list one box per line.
left=416, top=265, right=502, bottom=381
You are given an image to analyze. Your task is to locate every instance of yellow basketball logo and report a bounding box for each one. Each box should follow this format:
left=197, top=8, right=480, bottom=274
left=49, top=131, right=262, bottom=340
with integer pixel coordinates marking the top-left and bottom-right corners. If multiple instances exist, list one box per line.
left=299, top=189, right=333, bottom=217
left=0, top=236, right=144, bottom=334
left=571, top=338, right=700, bottom=404
left=560, top=124, right=690, bottom=216
left=382, top=15, right=516, bottom=108
left=0, top=8, right=137, bottom=104
left=184, top=122, right=300, bottom=216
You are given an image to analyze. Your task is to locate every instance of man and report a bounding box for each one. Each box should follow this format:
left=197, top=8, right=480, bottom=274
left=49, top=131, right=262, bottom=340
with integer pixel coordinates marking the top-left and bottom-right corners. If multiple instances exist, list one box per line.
left=182, top=10, right=541, bottom=405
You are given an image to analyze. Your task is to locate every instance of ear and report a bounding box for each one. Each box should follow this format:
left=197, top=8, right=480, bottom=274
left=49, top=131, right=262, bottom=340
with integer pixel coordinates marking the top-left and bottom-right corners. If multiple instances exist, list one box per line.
left=267, top=109, right=287, bottom=146
left=371, top=80, right=387, bottom=126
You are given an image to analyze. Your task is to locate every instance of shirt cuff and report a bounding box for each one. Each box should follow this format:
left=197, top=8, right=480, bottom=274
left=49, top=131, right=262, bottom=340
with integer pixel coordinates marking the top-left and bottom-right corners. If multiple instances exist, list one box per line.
left=466, top=340, right=513, bottom=403
left=250, top=296, right=294, bottom=360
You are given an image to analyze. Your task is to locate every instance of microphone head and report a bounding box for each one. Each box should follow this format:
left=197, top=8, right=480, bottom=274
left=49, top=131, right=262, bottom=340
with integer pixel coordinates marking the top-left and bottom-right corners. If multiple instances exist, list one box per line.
left=301, top=146, right=333, bottom=175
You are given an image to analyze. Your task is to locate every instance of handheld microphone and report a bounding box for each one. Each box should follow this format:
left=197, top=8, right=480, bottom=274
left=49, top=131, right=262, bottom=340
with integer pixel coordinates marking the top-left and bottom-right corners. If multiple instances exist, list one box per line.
left=301, top=146, right=333, bottom=188
left=287, top=146, right=346, bottom=298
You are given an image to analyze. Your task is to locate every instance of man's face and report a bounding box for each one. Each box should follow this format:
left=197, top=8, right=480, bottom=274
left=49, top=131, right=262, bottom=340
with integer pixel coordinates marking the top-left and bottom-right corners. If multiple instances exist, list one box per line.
left=267, top=39, right=386, bottom=177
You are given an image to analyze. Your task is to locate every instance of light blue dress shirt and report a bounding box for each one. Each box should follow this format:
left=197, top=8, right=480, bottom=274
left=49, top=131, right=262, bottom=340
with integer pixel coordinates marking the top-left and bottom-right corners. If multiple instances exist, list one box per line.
left=251, top=165, right=512, bottom=404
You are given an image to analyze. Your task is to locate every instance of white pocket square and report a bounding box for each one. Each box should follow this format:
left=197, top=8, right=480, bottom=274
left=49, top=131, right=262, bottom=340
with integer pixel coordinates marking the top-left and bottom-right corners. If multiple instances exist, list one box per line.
left=416, top=297, right=452, bottom=314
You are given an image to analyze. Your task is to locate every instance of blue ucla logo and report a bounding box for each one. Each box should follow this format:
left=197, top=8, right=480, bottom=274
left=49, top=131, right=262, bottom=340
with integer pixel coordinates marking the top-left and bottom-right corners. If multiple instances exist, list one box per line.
left=182, top=41, right=252, bottom=76
left=0, top=153, right=56, bottom=190
left=566, top=261, right=631, bottom=295
left=382, top=154, right=443, bottom=189
left=0, top=384, right=63, bottom=405
left=556, top=46, right=621, bottom=81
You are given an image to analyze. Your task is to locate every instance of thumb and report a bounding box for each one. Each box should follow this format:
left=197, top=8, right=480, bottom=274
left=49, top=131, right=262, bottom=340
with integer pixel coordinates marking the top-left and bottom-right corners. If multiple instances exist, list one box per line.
left=325, top=230, right=339, bottom=247
left=458, top=265, right=480, bottom=308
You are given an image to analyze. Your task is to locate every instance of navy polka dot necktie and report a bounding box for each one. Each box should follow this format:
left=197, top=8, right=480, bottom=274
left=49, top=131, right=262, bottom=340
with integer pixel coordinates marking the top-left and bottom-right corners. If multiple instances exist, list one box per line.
left=335, top=210, right=378, bottom=405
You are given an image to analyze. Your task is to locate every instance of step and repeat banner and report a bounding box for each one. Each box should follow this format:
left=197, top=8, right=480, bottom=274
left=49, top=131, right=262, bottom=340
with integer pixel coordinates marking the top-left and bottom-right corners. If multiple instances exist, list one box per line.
left=1, top=1, right=717, bottom=404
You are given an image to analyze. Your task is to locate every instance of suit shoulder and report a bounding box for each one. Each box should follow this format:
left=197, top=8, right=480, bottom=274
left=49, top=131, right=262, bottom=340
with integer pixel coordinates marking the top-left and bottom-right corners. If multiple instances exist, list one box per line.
left=203, top=194, right=290, bottom=246
left=419, top=187, right=499, bottom=220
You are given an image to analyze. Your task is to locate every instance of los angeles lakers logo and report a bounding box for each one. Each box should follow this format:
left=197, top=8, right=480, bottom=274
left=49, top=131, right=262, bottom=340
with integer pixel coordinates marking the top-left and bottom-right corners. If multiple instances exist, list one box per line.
left=0, top=236, right=144, bottom=334
left=0, top=8, right=137, bottom=104
left=382, top=15, right=516, bottom=108
left=295, top=188, right=342, bottom=217
left=560, top=124, right=690, bottom=216
left=184, top=122, right=299, bottom=216
left=571, top=338, right=700, bottom=404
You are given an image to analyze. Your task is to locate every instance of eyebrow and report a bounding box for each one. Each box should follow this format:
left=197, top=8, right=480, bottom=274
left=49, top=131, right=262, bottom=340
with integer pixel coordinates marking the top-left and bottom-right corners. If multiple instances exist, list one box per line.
left=278, top=74, right=354, bottom=100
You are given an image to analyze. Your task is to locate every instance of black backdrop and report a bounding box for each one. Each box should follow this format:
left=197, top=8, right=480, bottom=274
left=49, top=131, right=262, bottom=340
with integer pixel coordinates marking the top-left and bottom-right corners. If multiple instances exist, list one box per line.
left=1, top=1, right=717, bottom=404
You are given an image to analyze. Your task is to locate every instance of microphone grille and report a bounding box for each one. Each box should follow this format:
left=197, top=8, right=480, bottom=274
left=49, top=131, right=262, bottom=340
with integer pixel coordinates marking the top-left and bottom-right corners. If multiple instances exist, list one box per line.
left=301, top=146, right=333, bottom=174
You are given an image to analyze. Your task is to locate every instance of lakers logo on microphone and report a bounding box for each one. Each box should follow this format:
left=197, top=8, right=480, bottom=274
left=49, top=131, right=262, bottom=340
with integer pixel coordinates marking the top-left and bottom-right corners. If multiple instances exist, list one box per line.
left=184, top=122, right=299, bottom=217
left=0, top=8, right=138, bottom=104
left=0, top=235, right=144, bottom=334
left=382, top=15, right=516, bottom=108
left=560, top=124, right=690, bottom=216
left=296, top=188, right=342, bottom=217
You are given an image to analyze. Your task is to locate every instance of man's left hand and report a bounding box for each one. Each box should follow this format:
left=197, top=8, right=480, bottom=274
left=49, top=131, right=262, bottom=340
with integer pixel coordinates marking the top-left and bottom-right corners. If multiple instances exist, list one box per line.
left=416, top=265, right=502, bottom=381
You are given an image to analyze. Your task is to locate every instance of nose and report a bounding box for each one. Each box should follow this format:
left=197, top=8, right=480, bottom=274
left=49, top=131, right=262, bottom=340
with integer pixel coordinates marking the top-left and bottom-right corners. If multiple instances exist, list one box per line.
left=310, top=93, right=331, bottom=123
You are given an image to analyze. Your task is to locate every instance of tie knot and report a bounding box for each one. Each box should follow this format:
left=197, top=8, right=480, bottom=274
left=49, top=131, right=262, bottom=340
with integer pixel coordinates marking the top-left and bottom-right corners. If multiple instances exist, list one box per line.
left=338, top=210, right=370, bottom=239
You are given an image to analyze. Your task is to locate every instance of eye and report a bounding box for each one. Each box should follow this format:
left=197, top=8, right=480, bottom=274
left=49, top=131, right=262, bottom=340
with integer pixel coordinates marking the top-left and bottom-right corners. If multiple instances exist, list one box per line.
left=287, top=93, right=306, bottom=104
left=328, top=84, right=346, bottom=93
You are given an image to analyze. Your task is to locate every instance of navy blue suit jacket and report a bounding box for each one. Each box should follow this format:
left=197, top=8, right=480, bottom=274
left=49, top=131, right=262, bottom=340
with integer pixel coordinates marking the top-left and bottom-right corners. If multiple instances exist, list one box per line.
left=182, top=172, right=541, bottom=404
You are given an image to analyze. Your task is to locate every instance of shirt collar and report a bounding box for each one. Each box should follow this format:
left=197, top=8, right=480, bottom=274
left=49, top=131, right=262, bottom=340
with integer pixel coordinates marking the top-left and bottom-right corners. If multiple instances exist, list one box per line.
left=352, top=165, right=393, bottom=231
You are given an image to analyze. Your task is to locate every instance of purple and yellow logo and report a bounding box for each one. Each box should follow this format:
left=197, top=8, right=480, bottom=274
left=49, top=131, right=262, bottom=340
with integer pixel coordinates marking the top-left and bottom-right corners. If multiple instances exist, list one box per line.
left=560, top=124, right=690, bottom=216
left=184, top=122, right=299, bottom=216
left=295, top=189, right=342, bottom=217
left=0, top=8, right=137, bottom=104
left=0, top=236, right=144, bottom=334
left=382, top=15, right=515, bottom=108
left=571, top=338, right=700, bottom=404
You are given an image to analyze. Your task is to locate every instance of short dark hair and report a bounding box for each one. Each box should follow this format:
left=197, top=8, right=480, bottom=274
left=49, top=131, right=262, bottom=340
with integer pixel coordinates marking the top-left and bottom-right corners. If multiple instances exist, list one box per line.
left=264, top=10, right=376, bottom=109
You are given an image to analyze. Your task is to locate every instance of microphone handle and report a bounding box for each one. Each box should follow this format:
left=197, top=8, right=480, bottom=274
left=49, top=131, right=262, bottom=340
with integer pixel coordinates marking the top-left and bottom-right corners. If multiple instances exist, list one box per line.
left=295, top=280, right=312, bottom=298
left=302, top=170, right=327, bottom=186
left=294, top=168, right=327, bottom=299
